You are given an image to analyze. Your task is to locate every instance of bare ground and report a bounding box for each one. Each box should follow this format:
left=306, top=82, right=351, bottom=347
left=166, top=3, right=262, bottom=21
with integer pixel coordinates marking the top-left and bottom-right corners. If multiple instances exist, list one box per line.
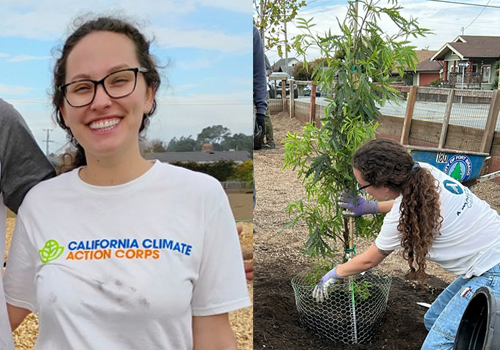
left=253, top=111, right=500, bottom=349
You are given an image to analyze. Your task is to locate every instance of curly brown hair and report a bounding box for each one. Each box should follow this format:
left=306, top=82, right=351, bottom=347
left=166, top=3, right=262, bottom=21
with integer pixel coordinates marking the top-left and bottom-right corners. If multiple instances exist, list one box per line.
left=52, top=15, right=162, bottom=171
left=352, top=138, right=443, bottom=285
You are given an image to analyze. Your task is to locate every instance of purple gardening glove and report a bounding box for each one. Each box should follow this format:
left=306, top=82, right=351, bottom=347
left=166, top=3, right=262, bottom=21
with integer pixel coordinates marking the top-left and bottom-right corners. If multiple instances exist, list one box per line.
left=339, top=192, right=378, bottom=217
left=312, top=266, right=342, bottom=302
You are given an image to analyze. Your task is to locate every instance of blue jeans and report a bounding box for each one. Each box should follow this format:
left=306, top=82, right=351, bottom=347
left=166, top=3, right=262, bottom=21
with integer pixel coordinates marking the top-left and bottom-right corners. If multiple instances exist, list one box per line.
left=421, top=263, right=500, bottom=349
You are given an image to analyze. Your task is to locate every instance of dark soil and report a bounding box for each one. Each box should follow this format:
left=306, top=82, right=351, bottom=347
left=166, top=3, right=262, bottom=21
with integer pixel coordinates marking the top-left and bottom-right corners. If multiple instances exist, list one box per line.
left=254, top=257, right=450, bottom=349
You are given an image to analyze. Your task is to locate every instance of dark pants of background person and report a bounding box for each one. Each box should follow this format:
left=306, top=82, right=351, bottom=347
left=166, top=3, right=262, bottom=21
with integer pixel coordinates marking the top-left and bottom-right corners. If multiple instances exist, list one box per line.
left=264, top=94, right=274, bottom=147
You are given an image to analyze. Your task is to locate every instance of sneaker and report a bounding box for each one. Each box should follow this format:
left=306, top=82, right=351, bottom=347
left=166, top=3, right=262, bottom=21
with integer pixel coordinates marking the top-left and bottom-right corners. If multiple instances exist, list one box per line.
left=263, top=143, right=275, bottom=149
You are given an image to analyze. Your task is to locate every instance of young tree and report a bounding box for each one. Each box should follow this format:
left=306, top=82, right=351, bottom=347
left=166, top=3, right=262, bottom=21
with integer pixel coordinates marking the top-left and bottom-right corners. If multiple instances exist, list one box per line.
left=283, top=0, right=431, bottom=260
left=253, top=0, right=306, bottom=56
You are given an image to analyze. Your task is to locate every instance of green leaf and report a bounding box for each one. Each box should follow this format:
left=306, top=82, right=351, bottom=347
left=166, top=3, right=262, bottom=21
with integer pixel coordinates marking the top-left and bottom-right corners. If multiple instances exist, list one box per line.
left=39, top=239, right=65, bottom=264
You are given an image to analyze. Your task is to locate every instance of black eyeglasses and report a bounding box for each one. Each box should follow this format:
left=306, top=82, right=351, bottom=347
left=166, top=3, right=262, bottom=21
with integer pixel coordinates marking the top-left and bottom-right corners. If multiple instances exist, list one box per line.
left=59, top=67, right=149, bottom=107
left=357, top=183, right=372, bottom=193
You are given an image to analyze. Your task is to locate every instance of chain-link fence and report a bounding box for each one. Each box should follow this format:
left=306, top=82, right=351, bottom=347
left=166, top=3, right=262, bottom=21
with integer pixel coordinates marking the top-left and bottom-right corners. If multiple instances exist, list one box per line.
left=291, top=270, right=392, bottom=344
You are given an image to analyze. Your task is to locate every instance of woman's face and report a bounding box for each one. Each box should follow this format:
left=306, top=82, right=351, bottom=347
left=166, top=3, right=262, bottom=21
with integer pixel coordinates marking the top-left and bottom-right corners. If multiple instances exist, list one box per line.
left=353, top=167, right=390, bottom=201
left=59, top=31, right=153, bottom=160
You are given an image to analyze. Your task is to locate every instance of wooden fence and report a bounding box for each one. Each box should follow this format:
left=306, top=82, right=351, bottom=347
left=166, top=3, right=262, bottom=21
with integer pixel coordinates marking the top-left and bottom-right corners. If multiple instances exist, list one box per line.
left=275, top=85, right=500, bottom=180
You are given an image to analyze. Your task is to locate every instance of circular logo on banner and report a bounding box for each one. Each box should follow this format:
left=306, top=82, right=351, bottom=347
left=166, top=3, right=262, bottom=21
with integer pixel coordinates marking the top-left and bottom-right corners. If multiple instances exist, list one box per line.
left=443, top=155, right=472, bottom=182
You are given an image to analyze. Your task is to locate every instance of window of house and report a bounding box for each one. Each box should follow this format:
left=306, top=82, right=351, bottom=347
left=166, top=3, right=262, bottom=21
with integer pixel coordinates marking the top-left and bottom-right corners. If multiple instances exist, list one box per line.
left=483, top=65, right=491, bottom=82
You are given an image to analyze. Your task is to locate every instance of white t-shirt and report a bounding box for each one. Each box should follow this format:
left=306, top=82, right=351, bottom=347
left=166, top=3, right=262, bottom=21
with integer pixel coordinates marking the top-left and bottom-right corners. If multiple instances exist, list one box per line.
left=4, top=161, right=250, bottom=349
left=376, top=162, right=500, bottom=278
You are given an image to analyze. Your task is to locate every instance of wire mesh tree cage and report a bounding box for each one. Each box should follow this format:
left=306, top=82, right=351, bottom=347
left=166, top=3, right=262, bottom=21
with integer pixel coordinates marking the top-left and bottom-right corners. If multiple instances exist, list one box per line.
left=291, top=270, right=392, bottom=344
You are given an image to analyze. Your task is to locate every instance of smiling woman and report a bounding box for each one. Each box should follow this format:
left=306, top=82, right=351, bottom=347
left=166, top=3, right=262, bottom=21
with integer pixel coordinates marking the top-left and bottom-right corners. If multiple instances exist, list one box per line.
left=3, top=15, right=250, bottom=350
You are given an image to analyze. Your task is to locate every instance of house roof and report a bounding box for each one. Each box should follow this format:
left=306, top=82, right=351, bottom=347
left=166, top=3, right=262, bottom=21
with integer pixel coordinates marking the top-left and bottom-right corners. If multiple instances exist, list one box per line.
left=273, top=57, right=298, bottom=68
left=399, top=50, right=441, bottom=73
left=144, top=151, right=251, bottom=163
left=431, top=35, right=500, bottom=61
left=414, top=50, right=441, bottom=72
left=272, top=57, right=299, bottom=75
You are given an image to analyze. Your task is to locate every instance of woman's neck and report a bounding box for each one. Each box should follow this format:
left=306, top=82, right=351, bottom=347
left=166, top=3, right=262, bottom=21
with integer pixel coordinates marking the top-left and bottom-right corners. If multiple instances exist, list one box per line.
left=79, top=151, right=153, bottom=186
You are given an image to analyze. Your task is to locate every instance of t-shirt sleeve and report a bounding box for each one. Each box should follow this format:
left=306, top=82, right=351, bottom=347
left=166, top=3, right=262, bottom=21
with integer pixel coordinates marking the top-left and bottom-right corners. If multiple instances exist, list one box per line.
left=191, top=182, right=251, bottom=316
left=374, top=199, right=404, bottom=251
left=0, top=101, right=56, bottom=213
left=3, top=215, right=38, bottom=312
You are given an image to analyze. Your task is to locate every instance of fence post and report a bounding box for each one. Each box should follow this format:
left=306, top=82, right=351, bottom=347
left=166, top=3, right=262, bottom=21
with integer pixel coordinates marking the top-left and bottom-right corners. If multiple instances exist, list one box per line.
left=438, top=88, right=455, bottom=148
left=282, top=79, right=287, bottom=112
left=480, top=89, right=500, bottom=154
left=289, top=78, right=295, bottom=119
left=310, top=84, right=316, bottom=123
left=400, top=86, right=418, bottom=144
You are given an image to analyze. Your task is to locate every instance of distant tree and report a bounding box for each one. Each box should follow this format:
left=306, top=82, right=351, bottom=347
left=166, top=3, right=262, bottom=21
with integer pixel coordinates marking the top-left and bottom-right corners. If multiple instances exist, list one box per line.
left=196, top=125, right=231, bottom=149
left=232, top=160, right=254, bottom=187
left=292, top=58, right=329, bottom=81
left=253, top=0, right=307, bottom=56
left=147, top=139, right=168, bottom=153
left=221, top=133, right=253, bottom=152
left=292, top=61, right=310, bottom=80
left=167, top=136, right=197, bottom=152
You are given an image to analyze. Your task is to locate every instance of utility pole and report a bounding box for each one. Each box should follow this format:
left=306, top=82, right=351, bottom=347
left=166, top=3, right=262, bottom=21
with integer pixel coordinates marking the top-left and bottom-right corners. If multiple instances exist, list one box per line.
left=260, top=0, right=266, bottom=46
left=283, top=2, right=288, bottom=76
left=42, top=128, right=54, bottom=156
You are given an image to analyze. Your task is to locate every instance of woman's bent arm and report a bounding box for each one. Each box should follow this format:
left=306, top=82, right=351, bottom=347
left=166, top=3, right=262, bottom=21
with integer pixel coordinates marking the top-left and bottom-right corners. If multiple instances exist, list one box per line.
left=193, top=313, right=237, bottom=350
left=7, top=303, right=31, bottom=331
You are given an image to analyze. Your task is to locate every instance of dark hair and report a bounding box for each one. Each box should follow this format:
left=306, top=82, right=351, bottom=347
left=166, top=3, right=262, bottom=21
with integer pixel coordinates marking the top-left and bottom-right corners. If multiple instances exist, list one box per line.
left=352, top=138, right=443, bottom=285
left=52, top=15, right=161, bottom=171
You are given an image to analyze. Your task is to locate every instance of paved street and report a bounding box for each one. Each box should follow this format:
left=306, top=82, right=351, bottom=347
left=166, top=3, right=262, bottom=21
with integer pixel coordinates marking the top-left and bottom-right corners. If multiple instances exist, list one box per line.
left=295, top=96, right=500, bottom=131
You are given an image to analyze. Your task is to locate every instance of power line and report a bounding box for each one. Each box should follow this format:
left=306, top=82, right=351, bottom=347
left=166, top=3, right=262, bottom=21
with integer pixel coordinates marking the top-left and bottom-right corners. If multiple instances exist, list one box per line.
left=429, top=0, right=500, bottom=8
left=463, top=0, right=491, bottom=31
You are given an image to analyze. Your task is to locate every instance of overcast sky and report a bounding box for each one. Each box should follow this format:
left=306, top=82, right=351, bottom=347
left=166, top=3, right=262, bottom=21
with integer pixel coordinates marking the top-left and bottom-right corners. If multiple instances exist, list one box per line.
left=261, top=0, right=500, bottom=66
left=0, top=0, right=252, bottom=154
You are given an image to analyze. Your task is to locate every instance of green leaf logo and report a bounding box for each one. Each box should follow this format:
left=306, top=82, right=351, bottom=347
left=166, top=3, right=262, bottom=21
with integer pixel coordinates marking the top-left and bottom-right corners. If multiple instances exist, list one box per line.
left=39, top=239, right=65, bottom=263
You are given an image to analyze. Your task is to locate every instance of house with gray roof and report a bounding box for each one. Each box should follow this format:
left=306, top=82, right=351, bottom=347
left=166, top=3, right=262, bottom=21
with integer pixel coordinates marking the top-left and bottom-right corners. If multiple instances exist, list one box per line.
left=431, top=36, right=500, bottom=89
left=144, top=151, right=251, bottom=164
left=272, top=57, right=300, bottom=76
left=405, top=50, right=442, bottom=86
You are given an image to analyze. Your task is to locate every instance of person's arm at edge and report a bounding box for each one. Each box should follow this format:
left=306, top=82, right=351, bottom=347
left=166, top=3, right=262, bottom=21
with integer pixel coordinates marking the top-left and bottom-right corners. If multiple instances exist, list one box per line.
left=0, top=100, right=56, bottom=213
left=237, top=224, right=253, bottom=281
left=192, top=313, right=237, bottom=350
left=378, top=200, right=395, bottom=214
left=6, top=303, right=31, bottom=331
left=336, top=243, right=393, bottom=277
left=253, top=25, right=267, bottom=115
